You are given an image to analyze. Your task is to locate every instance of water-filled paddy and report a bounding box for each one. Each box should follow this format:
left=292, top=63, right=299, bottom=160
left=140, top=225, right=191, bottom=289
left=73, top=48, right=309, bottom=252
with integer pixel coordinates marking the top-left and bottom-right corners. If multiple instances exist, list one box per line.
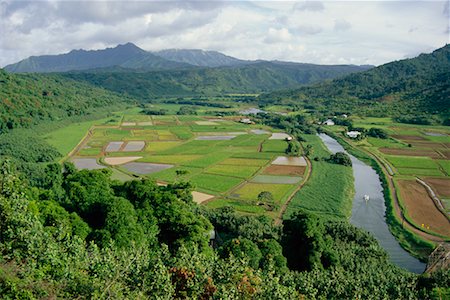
left=122, top=162, right=173, bottom=174
left=105, top=141, right=124, bottom=152
left=123, top=141, right=145, bottom=151
left=269, top=133, right=291, bottom=140
left=72, top=158, right=105, bottom=170
left=251, top=129, right=270, bottom=135
left=195, top=135, right=236, bottom=141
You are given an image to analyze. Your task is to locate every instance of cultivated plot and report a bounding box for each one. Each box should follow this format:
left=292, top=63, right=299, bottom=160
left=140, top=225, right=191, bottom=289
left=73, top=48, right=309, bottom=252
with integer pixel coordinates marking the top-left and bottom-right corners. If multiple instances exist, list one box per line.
left=121, top=162, right=173, bottom=175
left=72, top=158, right=105, bottom=170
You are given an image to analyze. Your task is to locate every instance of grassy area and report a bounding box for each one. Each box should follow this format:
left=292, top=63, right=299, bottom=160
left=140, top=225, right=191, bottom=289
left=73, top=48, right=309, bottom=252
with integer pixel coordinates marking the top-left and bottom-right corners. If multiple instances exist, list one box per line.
left=262, top=139, right=287, bottom=153
left=190, top=173, right=243, bottom=193
left=285, top=134, right=354, bottom=220
left=44, top=119, right=104, bottom=157
left=437, top=160, right=450, bottom=175
left=385, top=155, right=439, bottom=169
left=205, top=164, right=260, bottom=178
left=232, top=183, right=295, bottom=203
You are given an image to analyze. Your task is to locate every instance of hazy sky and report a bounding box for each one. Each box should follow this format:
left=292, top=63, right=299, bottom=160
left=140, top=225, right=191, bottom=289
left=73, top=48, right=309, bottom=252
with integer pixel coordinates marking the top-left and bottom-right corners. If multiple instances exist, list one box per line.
left=1, top=0, right=449, bottom=67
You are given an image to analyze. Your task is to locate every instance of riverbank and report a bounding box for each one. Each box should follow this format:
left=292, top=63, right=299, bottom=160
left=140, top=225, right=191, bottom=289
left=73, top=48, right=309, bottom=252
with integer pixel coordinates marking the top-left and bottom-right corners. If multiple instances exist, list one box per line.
left=318, top=133, right=426, bottom=273
left=323, top=130, right=436, bottom=261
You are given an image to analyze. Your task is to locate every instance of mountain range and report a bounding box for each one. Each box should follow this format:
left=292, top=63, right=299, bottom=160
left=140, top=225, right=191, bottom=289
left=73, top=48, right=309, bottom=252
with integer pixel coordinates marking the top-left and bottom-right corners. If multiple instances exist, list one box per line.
left=4, top=42, right=370, bottom=73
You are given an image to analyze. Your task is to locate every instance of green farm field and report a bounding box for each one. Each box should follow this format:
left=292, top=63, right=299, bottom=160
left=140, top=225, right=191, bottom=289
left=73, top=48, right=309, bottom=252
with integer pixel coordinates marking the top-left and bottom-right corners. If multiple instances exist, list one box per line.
left=52, top=111, right=309, bottom=217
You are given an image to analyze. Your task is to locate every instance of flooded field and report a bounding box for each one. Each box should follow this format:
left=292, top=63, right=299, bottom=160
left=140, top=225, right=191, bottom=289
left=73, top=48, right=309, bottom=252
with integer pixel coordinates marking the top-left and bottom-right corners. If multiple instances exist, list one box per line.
left=196, top=135, right=236, bottom=140
left=123, top=141, right=145, bottom=151
left=72, top=158, right=105, bottom=170
left=269, top=133, right=291, bottom=140
left=122, top=162, right=173, bottom=174
left=251, top=129, right=270, bottom=135
left=105, top=141, right=124, bottom=152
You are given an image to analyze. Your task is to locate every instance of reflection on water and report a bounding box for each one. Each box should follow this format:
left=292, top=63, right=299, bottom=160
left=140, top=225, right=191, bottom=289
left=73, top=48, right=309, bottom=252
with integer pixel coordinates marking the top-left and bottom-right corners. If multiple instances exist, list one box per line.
left=318, top=134, right=426, bottom=273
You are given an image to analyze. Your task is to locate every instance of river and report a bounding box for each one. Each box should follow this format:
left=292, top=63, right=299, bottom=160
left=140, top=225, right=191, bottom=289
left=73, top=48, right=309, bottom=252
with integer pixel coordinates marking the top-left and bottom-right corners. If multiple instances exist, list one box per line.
left=318, top=133, right=426, bottom=273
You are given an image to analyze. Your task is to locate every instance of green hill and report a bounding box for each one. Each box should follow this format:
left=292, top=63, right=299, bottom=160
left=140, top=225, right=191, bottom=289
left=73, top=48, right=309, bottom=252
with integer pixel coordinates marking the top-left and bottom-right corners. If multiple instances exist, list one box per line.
left=259, top=45, right=450, bottom=121
left=61, top=61, right=370, bottom=99
left=0, top=69, right=130, bottom=132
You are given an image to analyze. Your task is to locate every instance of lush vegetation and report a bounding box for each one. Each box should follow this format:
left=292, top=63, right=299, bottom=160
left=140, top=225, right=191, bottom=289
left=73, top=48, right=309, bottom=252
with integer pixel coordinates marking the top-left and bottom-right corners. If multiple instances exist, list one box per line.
left=0, top=69, right=130, bottom=132
left=61, top=62, right=370, bottom=99
left=0, top=160, right=448, bottom=299
left=259, top=45, right=450, bottom=123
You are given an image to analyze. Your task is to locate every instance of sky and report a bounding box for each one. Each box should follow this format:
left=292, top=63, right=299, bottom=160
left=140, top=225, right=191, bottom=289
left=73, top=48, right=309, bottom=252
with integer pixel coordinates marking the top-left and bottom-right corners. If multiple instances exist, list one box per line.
left=0, top=0, right=449, bottom=67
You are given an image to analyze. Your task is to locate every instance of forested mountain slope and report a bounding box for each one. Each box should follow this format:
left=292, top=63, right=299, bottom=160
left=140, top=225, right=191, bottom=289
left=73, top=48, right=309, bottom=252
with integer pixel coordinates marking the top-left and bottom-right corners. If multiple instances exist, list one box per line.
left=0, top=69, right=129, bottom=132
left=62, top=61, right=371, bottom=99
left=259, top=45, right=450, bottom=120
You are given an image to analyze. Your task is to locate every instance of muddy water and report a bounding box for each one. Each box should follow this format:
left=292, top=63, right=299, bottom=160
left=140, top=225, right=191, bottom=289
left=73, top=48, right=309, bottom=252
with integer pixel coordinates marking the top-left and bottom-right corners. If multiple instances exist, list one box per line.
left=318, top=134, right=426, bottom=273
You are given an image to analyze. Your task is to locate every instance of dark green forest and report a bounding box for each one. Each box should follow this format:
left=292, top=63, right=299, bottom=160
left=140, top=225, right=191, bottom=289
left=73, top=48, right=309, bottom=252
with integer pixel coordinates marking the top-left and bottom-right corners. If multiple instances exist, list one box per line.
left=259, top=45, right=450, bottom=123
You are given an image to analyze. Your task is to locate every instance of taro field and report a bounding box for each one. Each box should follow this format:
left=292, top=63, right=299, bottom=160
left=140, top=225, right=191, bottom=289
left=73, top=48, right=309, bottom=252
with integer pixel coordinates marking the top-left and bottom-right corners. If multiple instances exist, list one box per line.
left=65, top=113, right=309, bottom=216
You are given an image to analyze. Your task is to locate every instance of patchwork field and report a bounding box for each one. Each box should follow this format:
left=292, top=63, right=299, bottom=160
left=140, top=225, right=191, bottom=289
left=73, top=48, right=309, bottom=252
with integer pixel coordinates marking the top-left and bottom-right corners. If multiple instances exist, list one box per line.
left=62, top=111, right=309, bottom=216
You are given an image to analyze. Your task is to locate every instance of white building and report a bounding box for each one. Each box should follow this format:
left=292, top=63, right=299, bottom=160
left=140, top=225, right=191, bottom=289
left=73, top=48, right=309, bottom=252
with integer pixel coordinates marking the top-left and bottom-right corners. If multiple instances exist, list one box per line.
left=323, top=119, right=335, bottom=126
left=346, top=131, right=361, bottom=138
left=240, top=118, right=253, bottom=124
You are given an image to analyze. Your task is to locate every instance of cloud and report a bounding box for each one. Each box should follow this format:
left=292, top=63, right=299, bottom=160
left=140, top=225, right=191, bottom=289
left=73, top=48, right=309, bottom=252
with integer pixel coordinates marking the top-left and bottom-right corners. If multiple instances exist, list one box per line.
left=0, top=0, right=448, bottom=67
left=264, top=28, right=292, bottom=43
left=334, top=19, right=351, bottom=32
left=294, top=24, right=323, bottom=35
left=293, top=1, right=325, bottom=12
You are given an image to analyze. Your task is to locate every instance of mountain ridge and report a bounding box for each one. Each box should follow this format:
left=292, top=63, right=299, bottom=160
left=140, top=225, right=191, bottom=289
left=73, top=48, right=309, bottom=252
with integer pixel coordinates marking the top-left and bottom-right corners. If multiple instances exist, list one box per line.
left=5, top=42, right=373, bottom=73
left=258, top=44, right=450, bottom=120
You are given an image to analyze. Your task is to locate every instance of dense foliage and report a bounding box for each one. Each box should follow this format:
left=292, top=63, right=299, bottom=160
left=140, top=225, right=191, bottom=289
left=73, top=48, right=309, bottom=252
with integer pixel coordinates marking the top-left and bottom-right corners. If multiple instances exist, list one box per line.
left=259, top=45, right=450, bottom=122
left=1, top=158, right=449, bottom=299
left=0, top=131, right=61, bottom=187
left=0, top=69, right=129, bottom=132
left=327, top=152, right=353, bottom=167
left=61, top=62, right=369, bottom=99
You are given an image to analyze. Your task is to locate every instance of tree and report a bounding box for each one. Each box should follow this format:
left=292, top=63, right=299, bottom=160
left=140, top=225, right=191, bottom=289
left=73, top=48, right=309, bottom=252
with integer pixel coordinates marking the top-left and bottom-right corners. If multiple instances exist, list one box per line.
left=102, top=197, right=146, bottom=248
left=257, top=191, right=274, bottom=204
left=285, top=140, right=301, bottom=156
left=304, top=144, right=313, bottom=157
left=367, top=127, right=388, bottom=139
left=219, top=238, right=262, bottom=269
left=282, top=210, right=326, bottom=271
left=327, top=152, right=352, bottom=166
